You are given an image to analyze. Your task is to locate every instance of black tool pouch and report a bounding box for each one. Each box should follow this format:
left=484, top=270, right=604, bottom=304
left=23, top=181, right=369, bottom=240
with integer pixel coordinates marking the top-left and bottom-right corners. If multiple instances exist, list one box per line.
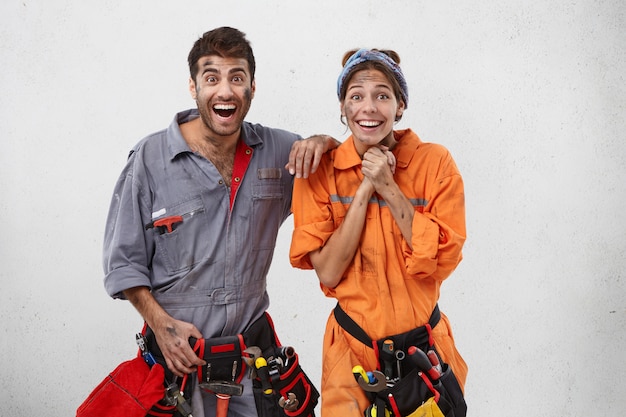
left=246, top=314, right=320, bottom=417
left=433, top=362, right=466, bottom=417
left=193, top=335, right=246, bottom=392
left=367, top=351, right=466, bottom=417
left=370, top=367, right=442, bottom=416
left=334, top=303, right=466, bottom=417
left=144, top=313, right=320, bottom=417
left=251, top=347, right=319, bottom=417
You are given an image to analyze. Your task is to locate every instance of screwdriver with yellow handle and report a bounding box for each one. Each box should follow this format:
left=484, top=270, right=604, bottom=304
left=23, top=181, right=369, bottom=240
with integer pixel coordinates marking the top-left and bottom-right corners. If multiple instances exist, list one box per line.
left=255, top=357, right=273, bottom=394
left=352, top=365, right=371, bottom=384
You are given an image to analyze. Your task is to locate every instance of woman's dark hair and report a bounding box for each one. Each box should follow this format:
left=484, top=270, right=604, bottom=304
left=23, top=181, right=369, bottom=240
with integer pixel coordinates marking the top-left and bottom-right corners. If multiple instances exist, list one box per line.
left=339, top=48, right=403, bottom=105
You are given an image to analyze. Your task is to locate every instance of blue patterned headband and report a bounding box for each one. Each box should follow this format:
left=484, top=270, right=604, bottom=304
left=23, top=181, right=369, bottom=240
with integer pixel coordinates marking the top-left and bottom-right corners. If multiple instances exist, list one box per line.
left=336, top=48, right=409, bottom=108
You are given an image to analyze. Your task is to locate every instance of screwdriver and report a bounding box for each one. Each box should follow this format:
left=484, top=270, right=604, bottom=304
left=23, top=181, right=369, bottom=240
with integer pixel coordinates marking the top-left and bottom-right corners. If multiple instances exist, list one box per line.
left=352, top=365, right=371, bottom=384
left=381, top=339, right=395, bottom=379
left=255, top=357, right=273, bottom=395
left=407, top=346, right=440, bottom=380
left=427, top=349, right=443, bottom=374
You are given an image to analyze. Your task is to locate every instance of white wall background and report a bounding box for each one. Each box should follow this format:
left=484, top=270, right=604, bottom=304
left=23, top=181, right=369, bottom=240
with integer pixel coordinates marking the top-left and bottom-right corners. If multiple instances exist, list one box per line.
left=1, top=1, right=624, bottom=415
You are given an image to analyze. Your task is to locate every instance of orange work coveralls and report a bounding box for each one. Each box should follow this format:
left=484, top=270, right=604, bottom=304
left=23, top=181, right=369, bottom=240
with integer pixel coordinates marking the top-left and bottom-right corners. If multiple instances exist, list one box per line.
left=290, top=129, right=468, bottom=416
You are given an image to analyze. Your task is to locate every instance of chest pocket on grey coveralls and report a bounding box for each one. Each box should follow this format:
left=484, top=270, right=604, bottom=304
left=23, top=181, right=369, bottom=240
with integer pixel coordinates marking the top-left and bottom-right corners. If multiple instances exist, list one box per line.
left=251, top=168, right=285, bottom=251
left=153, top=196, right=213, bottom=275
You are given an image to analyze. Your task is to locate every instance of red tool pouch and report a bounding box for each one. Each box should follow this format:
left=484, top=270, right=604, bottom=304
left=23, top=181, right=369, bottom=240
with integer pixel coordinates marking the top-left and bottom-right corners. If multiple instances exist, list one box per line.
left=76, top=355, right=166, bottom=417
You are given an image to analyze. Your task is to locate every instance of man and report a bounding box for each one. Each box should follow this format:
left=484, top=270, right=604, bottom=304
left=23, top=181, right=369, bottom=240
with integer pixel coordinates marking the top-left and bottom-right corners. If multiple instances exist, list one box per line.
left=103, top=27, right=335, bottom=416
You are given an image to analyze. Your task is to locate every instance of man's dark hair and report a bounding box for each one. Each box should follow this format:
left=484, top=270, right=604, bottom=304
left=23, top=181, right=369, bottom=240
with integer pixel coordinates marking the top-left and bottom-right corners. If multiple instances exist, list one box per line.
left=188, top=27, right=256, bottom=81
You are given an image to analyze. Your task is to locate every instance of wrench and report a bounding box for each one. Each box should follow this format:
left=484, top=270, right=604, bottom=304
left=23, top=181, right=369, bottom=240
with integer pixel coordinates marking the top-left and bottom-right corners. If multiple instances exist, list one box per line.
left=355, top=369, right=387, bottom=392
left=243, top=346, right=262, bottom=379
left=279, top=392, right=299, bottom=412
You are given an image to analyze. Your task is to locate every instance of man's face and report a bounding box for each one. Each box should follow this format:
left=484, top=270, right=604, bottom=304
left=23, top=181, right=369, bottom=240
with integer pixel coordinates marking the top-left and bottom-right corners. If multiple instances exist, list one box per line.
left=189, top=55, right=255, bottom=139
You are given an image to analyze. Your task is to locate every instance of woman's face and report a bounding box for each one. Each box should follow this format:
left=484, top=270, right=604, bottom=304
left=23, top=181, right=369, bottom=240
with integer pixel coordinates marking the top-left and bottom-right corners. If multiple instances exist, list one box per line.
left=341, top=69, right=405, bottom=155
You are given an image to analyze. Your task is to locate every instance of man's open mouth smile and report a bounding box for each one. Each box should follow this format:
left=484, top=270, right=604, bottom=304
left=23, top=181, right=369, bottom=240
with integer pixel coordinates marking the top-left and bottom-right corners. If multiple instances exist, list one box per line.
left=213, top=104, right=237, bottom=118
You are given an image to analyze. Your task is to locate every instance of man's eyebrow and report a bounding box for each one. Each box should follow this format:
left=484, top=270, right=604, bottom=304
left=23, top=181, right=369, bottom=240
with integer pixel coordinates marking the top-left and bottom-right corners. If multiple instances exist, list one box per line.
left=199, top=62, right=248, bottom=76
left=229, top=67, right=247, bottom=75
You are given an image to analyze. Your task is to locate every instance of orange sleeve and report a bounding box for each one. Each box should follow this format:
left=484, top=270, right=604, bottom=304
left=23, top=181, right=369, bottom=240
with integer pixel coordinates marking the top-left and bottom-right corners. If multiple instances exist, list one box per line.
left=289, top=157, right=336, bottom=270
left=403, top=150, right=466, bottom=280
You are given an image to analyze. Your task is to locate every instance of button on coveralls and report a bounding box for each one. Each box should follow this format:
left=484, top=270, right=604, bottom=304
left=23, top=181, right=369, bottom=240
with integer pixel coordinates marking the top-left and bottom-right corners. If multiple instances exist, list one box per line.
left=290, top=129, right=468, bottom=416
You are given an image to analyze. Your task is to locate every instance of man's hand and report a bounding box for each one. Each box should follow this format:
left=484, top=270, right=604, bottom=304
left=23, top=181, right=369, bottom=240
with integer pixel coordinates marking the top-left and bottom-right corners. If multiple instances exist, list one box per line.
left=152, top=317, right=206, bottom=377
left=124, top=286, right=206, bottom=377
left=286, top=135, right=339, bottom=178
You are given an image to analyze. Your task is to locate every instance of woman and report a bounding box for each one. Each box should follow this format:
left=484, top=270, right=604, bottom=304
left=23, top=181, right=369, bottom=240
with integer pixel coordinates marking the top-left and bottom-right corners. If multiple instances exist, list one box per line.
left=289, top=48, right=468, bottom=416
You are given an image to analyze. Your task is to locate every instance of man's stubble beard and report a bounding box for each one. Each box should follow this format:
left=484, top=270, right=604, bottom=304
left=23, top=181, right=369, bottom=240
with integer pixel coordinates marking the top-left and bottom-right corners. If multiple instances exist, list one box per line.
left=196, top=87, right=253, bottom=139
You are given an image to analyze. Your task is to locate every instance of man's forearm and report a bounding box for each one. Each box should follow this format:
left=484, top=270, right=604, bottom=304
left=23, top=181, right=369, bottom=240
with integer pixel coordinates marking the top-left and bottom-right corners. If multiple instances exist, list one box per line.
left=123, top=286, right=170, bottom=330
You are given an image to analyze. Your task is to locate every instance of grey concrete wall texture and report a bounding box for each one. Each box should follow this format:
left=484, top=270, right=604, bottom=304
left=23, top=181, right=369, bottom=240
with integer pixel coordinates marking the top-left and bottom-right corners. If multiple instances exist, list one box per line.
left=1, top=0, right=625, bottom=415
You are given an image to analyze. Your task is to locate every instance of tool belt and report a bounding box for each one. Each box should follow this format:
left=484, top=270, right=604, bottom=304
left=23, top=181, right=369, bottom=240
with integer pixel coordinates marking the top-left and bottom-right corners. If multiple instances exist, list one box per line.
left=334, top=303, right=466, bottom=417
left=144, top=312, right=319, bottom=417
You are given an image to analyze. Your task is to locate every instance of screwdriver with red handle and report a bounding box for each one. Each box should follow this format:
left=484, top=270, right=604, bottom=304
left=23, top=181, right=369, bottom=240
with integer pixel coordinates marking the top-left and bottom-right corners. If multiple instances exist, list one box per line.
left=427, top=349, right=443, bottom=374
left=407, top=346, right=441, bottom=380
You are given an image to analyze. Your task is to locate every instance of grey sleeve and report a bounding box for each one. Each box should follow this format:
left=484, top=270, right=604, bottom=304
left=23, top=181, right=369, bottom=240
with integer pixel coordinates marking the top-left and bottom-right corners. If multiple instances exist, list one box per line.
left=102, top=154, right=154, bottom=299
